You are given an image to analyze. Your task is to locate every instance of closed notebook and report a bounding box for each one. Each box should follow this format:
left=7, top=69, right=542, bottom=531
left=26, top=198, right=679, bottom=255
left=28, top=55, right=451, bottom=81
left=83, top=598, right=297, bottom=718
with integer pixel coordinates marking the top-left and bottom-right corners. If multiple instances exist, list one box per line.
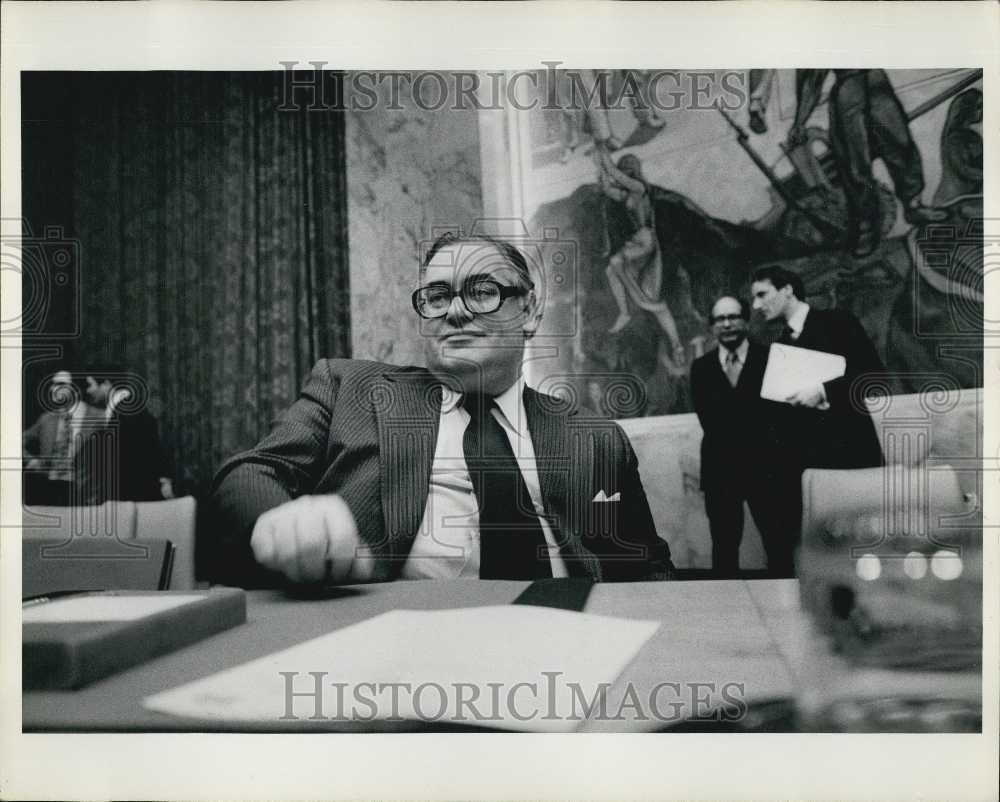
left=23, top=588, right=246, bottom=690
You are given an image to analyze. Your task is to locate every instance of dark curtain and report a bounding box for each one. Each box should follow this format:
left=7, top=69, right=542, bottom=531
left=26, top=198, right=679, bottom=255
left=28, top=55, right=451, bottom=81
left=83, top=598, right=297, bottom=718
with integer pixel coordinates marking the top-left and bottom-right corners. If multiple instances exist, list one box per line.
left=22, top=71, right=350, bottom=492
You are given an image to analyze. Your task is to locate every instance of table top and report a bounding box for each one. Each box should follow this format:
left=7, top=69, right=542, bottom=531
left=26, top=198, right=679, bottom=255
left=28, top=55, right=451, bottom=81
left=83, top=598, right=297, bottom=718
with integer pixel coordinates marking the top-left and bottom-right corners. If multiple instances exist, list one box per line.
left=25, top=577, right=979, bottom=733
left=24, top=578, right=808, bottom=732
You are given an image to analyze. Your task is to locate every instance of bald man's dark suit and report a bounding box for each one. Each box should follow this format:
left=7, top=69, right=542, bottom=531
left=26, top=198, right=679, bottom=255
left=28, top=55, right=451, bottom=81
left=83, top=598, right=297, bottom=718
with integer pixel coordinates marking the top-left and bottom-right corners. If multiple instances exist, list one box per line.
left=692, top=341, right=797, bottom=577
left=213, top=359, right=673, bottom=586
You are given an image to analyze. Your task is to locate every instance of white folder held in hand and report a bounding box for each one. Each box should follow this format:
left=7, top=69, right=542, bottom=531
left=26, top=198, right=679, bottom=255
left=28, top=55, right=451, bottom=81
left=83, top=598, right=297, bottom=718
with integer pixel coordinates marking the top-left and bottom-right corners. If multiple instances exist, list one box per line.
left=760, top=343, right=846, bottom=403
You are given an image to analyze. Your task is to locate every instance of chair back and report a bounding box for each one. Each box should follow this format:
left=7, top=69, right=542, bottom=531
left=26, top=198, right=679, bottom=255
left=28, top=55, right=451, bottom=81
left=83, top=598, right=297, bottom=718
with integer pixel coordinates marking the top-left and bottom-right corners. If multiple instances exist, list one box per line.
left=22, top=502, right=138, bottom=541
left=21, top=497, right=197, bottom=589
left=801, top=463, right=964, bottom=541
left=135, top=497, right=197, bottom=589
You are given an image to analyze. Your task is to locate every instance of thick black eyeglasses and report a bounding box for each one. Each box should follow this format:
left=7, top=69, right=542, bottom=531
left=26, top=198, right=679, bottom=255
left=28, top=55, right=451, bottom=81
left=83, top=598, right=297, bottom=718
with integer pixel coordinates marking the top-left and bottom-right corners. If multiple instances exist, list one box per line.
left=411, top=279, right=529, bottom=320
left=711, top=314, right=745, bottom=324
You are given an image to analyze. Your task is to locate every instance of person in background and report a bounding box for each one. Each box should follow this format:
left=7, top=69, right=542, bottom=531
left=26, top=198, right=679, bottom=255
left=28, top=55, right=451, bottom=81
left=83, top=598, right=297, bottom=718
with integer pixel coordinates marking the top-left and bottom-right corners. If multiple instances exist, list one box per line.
left=750, top=265, right=885, bottom=574
left=23, top=370, right=102, bottom=506
left=79, top=365, right=174, bottom=503
left=691, top=296, right=797, bottom=578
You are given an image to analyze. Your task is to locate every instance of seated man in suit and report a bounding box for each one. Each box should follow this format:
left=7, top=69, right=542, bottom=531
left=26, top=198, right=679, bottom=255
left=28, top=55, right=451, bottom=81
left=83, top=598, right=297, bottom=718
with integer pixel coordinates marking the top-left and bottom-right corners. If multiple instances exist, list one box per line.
left=750, top=265, right=885, bottom=574
left=691, top=296, right=798, bottom=578
left=214, top=231, right=674, bottom=585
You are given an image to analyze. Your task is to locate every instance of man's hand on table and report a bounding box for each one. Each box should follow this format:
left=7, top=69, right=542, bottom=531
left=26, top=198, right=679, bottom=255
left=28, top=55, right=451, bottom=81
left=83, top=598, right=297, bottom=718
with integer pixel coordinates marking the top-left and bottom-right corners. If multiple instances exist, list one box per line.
left=250, top=494, right=375, bottom=584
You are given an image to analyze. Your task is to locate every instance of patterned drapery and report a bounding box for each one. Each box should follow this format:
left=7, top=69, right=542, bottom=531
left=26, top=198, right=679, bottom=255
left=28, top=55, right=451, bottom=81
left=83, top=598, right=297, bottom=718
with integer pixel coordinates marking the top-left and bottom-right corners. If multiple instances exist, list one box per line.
left=22, top=72, right=350, bottom=491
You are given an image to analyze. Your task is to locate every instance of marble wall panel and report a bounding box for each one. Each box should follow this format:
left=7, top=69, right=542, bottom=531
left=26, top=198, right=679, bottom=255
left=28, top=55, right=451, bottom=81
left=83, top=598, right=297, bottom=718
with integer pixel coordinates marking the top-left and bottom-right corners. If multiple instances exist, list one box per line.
left=345, top=75, right=484, bottom=367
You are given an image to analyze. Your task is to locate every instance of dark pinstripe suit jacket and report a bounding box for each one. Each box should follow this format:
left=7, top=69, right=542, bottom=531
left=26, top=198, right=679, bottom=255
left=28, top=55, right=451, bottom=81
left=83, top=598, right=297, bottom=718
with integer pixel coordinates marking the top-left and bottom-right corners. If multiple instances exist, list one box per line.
left=213, top=359, right=673, bottom=585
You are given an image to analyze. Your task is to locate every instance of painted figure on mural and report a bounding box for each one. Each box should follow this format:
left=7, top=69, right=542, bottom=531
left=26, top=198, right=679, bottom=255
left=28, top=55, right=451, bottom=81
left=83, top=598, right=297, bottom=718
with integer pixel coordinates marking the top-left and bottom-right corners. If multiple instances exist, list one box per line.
left=933, top=88, right=983, bottom=206
left=791, top=69, right=947, bottom=255
left=619, top=70, right=667, bottom=138
left=595, top=145, right=687, bottom=374
left=531, top=69, right=982, bottom=420
left=552, top=70, right=668, bottom=163
left=751, top=68, right=946, bottom=256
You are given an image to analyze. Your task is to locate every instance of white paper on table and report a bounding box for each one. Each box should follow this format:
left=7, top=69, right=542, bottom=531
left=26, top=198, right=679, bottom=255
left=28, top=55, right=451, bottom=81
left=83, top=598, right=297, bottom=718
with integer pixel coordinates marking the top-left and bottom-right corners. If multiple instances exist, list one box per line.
left=143, top=605, right=659, bottom=732
left=760, top=343, right=846, bottom=403
left=23, top=594, right=205, bottom=623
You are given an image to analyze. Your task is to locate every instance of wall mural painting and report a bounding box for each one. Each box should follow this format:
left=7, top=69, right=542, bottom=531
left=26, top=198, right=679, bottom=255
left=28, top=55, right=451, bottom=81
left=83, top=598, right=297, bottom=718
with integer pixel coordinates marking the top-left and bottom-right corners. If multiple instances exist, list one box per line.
left=521, top=69, right=984, bottom=418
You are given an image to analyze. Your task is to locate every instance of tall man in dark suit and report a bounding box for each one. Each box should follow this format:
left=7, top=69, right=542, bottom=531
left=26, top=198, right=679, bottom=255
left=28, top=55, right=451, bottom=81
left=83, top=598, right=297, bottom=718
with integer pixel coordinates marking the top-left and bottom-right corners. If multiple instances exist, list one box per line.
left=751, top=265, right=885, bottom=470
left=691, top=296, right=798, bottom=578
left=214, top=232, right=673, bottom=586
left=750, top=266, right=885, bottom=573
left=81, top=367, right=174, bottom=503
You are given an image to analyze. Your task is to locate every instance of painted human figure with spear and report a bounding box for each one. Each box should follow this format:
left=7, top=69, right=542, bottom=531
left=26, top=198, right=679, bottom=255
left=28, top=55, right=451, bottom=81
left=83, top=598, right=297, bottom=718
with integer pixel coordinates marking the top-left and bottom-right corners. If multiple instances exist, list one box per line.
left=595, top=144, right=687, bottom=374
left=748, top=69, right=947, bottom=257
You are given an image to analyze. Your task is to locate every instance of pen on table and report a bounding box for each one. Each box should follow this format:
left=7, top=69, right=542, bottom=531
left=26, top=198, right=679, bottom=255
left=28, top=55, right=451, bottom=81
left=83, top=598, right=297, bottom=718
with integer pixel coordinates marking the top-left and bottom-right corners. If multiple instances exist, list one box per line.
left=23, top=589, right=104, bottom=607
left=23, top=596, right=52, bottom=608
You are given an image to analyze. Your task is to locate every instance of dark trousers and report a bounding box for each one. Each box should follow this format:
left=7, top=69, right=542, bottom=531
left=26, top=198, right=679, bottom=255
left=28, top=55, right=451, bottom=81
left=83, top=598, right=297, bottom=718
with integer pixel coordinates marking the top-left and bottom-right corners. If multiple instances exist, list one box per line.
left=829, top=69, right=925, bottom=236
left=705, top=473, right=802, bottom=579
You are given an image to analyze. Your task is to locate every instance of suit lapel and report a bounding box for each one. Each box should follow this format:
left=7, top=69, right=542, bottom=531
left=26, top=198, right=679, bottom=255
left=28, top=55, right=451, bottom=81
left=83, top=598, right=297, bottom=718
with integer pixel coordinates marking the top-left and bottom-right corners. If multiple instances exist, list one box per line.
left=523, top=386, right=567, bottom=523
left=375, top=368, right=442, bottom=557
left=523, top=387, right=601, bottom=579
left=743, top=343, right=766, bottom=387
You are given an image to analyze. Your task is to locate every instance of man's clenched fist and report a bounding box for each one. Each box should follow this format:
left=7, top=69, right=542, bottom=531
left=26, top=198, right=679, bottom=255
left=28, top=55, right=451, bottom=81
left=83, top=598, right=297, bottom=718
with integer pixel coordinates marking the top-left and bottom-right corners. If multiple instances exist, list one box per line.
left=250, top=494, right=375, bottom=584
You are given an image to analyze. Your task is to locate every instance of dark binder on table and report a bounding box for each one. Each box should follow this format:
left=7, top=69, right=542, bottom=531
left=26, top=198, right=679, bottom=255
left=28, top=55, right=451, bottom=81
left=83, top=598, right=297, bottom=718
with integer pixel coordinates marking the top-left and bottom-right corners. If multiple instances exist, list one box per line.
left=23, top=588, right=246, bottom=690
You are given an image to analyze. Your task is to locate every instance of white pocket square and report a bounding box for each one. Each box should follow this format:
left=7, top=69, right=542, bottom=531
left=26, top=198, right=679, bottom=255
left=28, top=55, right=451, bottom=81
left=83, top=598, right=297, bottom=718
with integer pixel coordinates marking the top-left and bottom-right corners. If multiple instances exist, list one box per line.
left=593, top=490, right=620, bottom=502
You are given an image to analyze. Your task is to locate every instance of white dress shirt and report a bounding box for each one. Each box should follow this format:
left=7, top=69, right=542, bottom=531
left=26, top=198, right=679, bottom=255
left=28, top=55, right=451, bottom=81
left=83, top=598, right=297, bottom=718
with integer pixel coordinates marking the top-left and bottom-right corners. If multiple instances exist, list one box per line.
left=785, top=303, right=810, bottom=341
left=401, top=377, right=568, bottom=579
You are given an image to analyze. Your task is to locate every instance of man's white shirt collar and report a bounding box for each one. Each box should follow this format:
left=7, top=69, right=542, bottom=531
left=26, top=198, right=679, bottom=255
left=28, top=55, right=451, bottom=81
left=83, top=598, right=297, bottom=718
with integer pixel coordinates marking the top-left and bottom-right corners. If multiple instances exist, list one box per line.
left=786, top=303, right=810, bottom=339
left=441, top=377, right=528, bottom=439
left=718, top=338, right=749, bottom=368
left=492, top=377, right=528, bottom=439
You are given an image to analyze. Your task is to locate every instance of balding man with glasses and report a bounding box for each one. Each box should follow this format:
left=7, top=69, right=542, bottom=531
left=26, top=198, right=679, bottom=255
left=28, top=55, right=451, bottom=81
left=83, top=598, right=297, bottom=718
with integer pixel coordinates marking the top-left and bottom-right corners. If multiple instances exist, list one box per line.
left=213, top=231, right=673, bottom=587
left=691, top=295, right=794, bottom=578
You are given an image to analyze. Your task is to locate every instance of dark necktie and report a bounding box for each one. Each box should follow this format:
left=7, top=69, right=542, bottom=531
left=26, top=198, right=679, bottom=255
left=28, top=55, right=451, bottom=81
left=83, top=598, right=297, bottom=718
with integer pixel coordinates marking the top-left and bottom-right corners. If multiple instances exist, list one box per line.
left=724, top=349, right=742, bottom=387
left=462, top=395, right=552, bottom=579
left=779, top=324, right=796, bottom=344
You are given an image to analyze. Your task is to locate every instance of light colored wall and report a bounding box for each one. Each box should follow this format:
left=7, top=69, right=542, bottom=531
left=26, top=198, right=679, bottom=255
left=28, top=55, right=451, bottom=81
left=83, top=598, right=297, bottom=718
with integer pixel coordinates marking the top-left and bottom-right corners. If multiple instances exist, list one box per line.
left=345, top=75, right=484, bottom=367
left=618, top=413, right=767, bottom=570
